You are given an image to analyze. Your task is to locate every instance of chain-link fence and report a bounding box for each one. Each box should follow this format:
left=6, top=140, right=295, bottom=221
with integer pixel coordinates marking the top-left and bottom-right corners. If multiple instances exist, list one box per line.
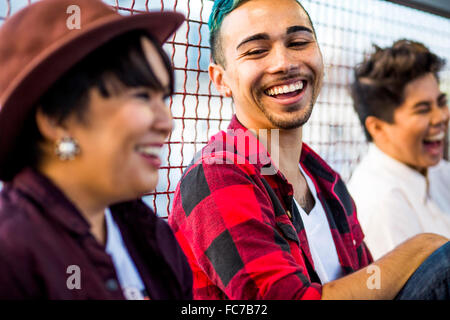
left=1, top=0, right=449, bottom=217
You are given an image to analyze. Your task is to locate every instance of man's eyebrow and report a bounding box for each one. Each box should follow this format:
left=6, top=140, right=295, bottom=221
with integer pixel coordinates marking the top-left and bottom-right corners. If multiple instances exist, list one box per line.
left=236, top=33, right=270, bottom=50
left=287, top=25, right=313, bottom=35
left=236, top=26, right=314, bottom=50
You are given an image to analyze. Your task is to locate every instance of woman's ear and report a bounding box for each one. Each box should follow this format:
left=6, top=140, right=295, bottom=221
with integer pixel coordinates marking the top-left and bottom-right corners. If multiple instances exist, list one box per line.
left=209, top=63, right=232, bottom=98
left=35, top=108, right=64, bottom=142
left=365, top=115, right=388, bottom=143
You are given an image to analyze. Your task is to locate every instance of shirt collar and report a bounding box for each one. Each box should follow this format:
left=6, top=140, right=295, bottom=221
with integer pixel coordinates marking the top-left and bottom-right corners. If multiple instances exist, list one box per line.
left=12, top=167, right=91, bottom=235
left=367, top=144, right=429, bottom=203
left=226, top=115, right=275, bottom=169
left=225, top=115, right=337, bottom=183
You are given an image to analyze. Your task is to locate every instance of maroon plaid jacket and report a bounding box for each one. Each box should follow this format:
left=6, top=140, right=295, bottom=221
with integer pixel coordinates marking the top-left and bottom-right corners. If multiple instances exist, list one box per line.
left=169, top=115, right=372, bottom=300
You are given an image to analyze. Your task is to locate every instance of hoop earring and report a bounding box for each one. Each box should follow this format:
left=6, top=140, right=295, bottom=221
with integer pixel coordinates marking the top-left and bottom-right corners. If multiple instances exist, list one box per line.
left=55, top=136, right=80, bottom=160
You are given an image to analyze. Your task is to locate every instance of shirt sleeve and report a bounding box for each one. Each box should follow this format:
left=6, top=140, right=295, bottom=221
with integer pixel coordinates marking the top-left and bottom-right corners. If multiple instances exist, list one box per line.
left=169, top=160, right=322, bottom=300
left=360, top=189, right=423, bottom=260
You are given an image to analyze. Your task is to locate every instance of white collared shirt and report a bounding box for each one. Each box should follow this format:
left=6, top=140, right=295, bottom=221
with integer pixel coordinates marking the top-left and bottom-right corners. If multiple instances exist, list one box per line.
left=348, top=144, right=450, bottom=260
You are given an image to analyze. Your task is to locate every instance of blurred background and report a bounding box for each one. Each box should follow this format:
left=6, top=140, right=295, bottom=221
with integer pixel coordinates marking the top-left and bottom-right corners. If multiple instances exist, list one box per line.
left=1, top=0, right=449, bottom=217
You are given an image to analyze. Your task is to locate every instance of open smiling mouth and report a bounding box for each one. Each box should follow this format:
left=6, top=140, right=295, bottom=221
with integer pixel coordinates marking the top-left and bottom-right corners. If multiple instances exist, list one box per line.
left=135, top=145, right=162, bottom=157
left=423, top=132, right=445, bottom=152
left=135, top=144, right=163, bottom=168
left=264, top=80, right=307, bottom=99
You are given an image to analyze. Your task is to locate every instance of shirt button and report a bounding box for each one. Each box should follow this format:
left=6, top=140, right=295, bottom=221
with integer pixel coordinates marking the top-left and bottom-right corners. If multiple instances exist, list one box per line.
left=105, top=279, right=119, bottom=291
left=353, top=239, right=357, bottom=246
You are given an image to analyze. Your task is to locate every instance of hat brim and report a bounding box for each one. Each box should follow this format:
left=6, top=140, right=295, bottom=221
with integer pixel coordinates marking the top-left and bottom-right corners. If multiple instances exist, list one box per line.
left=0, top=11, right=185, bottom=180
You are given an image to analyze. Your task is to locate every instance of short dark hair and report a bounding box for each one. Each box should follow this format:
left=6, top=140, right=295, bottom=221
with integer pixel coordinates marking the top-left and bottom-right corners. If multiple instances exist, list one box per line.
left=4, top=30, right=174, bottom=181
left=208, top=0, right=316, bottom=67
left=351, top=39, right=446, bottom=141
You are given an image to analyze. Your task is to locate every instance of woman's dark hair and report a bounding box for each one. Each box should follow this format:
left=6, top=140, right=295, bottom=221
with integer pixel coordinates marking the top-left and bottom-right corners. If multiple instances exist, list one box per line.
left=5, top=30, right=174, bottom=181
left=351, top=39, right=445, bottom=142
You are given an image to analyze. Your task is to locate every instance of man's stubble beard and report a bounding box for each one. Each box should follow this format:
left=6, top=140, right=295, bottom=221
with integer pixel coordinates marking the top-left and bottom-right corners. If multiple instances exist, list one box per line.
left=256, top=85, right=317, bottom=130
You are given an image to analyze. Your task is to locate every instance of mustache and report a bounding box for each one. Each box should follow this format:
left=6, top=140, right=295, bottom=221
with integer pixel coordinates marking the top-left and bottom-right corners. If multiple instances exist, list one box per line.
left=263, top=72, right=314, bottom=89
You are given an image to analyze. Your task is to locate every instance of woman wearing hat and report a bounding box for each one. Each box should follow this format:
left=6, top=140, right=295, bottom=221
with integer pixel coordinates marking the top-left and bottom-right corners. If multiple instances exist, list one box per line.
left=0, top=0, right=192, bottom=299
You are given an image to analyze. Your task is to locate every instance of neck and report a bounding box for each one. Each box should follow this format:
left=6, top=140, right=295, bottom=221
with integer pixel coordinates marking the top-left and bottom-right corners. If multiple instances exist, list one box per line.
left=257, top=126, right=303, bottom=177
left=235, top=111, right=304, bottom=176
left=373, top=142, right=428, bottom=177
left=38, top=162, right=108, bottom=245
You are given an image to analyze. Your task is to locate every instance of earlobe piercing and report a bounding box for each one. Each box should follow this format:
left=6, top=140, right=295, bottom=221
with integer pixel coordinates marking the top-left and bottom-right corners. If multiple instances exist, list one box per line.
left=224, top=87, right=232, bottom=97
left=55, top=136, right=80, bottom=160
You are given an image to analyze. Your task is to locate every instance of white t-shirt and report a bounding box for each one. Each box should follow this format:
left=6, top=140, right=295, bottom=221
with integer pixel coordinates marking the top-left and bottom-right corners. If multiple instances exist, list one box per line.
left=295, top=165, right=344, bottom=284
left=105, top=208, right=148, bottom=300
left=348, top=144, right=450, bottom=260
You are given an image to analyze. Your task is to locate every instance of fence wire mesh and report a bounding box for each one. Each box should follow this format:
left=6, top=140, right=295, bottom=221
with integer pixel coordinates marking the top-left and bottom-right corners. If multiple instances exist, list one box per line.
left=1, top=0, right=449, bottom=217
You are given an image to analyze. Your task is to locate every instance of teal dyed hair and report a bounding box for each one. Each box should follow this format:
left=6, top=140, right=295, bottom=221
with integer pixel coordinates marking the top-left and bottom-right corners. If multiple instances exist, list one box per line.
left=208, top=0, right=246, bottom=37
left=208, top=0, right=250, bottom=66
left=208, top=0, right=315, bottom=66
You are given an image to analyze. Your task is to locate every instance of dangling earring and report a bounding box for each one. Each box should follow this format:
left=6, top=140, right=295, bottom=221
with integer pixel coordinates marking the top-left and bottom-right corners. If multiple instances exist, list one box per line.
left=55, top=136, right=80, bottom=160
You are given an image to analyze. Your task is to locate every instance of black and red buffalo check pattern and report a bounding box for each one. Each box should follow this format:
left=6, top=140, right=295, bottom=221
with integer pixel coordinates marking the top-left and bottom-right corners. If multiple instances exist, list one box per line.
left=169, top=115, right=373, bottom=299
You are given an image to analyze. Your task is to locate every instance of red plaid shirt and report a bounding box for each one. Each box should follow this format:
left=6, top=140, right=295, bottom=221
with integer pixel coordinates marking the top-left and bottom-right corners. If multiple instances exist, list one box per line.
left=169, top=115, right=372, bottom=299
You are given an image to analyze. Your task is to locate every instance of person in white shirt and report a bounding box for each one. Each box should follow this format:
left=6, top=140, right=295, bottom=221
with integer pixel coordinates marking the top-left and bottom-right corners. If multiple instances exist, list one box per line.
left=349, top=39, right=450, bottom=259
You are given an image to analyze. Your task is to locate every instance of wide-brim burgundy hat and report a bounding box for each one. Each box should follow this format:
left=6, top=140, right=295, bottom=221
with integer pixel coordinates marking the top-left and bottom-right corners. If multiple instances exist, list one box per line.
left=0, top=0, right=185, bottom=180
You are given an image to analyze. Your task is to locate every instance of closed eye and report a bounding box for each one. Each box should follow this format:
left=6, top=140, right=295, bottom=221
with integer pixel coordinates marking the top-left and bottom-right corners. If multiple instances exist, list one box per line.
left=289, top=41, right=309, bottom=47
left=438, top=95, right=448, bottom=107
left=246, top=48, right=268, bottom=56
left=133, top=92, right=151, bottom=100
left=415, top=104, right=431, bottom=113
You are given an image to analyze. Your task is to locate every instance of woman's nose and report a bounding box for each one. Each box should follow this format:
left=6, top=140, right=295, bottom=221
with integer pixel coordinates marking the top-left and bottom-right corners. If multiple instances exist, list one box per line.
left=152, top=98, right=173, bottom=137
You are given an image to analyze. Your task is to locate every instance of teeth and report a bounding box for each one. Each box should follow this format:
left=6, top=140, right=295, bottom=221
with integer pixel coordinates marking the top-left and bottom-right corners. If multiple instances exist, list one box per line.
left=424, top=132, right=445, bottom=142
left=136, top=145, right=161, bottom=157
left=266, top=81, right=304, bottom=96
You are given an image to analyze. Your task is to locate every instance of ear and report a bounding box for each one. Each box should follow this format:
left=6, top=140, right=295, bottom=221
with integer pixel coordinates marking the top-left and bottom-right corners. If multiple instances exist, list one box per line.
left=209, top=63, right=232, bottom=97
left=35, top=108, right=66, bottom=143
left=365, top=115, right=389, bottom=143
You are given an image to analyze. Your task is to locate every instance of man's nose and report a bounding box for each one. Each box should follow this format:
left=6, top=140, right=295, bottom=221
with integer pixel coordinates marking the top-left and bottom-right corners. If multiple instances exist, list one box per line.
left=266, top=45, right=297, bottom=74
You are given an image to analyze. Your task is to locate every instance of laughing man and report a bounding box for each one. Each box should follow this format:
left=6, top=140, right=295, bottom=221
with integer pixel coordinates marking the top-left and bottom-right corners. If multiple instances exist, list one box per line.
left=169, top=0, right=450, bottom=299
